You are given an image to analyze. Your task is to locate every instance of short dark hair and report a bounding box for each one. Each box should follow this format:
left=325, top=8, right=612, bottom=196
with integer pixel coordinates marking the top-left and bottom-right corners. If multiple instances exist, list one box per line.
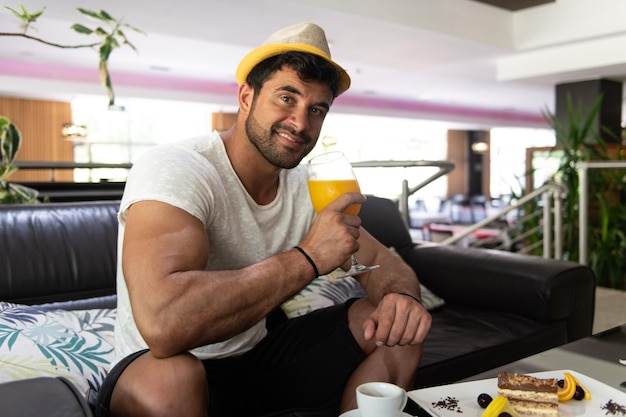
left=245, top=51, right=341, bottom=98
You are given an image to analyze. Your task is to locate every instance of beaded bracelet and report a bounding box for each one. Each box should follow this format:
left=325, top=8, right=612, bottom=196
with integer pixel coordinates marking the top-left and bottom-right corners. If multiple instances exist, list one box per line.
left=293, top=246, right=319, bottom=277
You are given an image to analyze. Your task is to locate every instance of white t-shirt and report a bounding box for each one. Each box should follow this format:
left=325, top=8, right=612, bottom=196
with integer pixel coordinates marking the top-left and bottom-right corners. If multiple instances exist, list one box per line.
left=113, top=132, right=315, bottom=362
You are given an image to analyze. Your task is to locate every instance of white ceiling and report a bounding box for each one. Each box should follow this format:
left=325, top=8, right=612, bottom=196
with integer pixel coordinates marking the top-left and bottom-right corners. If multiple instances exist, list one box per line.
left=1, top=0, right=625, bottom=128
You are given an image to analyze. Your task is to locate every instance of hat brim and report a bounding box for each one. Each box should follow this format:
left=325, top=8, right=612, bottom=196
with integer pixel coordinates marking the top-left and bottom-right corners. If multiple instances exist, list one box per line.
left=235, top=43, right=351, bottom=96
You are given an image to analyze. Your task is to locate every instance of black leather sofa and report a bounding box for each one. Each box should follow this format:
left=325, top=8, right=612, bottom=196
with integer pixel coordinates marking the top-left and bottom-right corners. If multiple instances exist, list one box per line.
left=0, top=196, right=596, bottom=413
left=359, top=197, right=595, bottom=387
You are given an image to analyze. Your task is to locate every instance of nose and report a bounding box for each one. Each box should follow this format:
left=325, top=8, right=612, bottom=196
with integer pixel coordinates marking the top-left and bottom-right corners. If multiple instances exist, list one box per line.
left=287, top=106, right=309, bottom=133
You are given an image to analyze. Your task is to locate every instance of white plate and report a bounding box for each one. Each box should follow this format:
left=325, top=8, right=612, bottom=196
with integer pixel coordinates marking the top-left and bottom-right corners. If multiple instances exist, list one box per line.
left=408, top=370, right=626, bottom=417
left=339, top=410, right=412, bottom=417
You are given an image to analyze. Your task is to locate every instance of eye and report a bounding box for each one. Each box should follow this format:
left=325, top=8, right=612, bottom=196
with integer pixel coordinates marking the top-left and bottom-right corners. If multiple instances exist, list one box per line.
left=311, top=107, right=327, bottom=118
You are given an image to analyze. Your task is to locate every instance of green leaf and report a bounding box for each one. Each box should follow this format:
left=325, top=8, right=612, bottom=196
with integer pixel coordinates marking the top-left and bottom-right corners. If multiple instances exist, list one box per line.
left=124, top=40, right=138, bottom=52
left=0, top=182, right=39, bottom=204
left=0, top=117, right=21, bottom=166
left=116, top=28, right=128, bottom=41
left=122, top=23, right=146, bottom=35
left=8, top=183, right=39, bottom=203
left=99, top=41, right=114, bottom=61
left=70, top=23, right=94, bottom=35
left=27, top=7, right=45, bottom=21
left=77, top=8, right=114, bottom=23
left=94, top=27, right=109, bottom=36
left=76, top=8, right=102, bottom=20
left=0, top=166, right=18, bottom=182
left=98, top=60, right=115, bottom=107
left=4, top=4, right=142, bottom=109
left=98, top=10, right=114, bottom=21
left=115, top=29, right=140, bottom=52
left=4, top=6, right=26, bottom=21
left=4, top=4, right=46, bottom=32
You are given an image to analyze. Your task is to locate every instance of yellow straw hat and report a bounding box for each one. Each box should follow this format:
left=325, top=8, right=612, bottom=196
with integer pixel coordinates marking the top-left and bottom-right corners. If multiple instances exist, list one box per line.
left=235, top=22, right=351, bottom=96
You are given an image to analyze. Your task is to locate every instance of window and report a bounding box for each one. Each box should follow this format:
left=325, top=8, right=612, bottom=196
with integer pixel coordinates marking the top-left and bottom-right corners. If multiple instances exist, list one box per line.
left=489, top=127, right=556, bottom=197
left=70, top=95, right=229, bottom=181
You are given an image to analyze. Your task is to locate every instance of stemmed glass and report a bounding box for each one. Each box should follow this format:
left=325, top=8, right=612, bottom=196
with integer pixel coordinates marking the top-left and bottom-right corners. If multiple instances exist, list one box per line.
left=307, top=151, right=380, bottom=278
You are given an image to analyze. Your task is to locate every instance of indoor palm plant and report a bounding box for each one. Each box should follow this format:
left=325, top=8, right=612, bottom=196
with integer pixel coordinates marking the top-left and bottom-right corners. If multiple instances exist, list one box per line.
left=511, top=94, right=626, bottom=289
left=547, top=94, right=626, bottom=289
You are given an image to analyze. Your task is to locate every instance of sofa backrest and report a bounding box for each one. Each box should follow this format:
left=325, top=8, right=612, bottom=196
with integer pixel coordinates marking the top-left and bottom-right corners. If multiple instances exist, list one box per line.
left=359, top=195, right=415, bottom=257
left=0, top=196, right=410, bottom=305
left=0, top=201, right=119, bottom=304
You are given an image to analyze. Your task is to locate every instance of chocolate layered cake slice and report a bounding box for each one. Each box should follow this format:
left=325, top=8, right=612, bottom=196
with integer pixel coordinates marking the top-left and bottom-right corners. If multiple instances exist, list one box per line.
left=497, top=372, right=559, bottom=417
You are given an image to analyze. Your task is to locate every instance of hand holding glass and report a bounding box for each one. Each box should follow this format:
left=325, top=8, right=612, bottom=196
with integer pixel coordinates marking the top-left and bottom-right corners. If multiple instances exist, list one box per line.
left=307, top=151, right=380, bottom=278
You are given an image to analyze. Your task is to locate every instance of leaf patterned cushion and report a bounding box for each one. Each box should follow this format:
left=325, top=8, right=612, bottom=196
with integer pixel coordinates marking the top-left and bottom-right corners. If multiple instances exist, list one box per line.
left=0, top=302, right=115, bottom=397
left=281, top=267, right=444, bottom=318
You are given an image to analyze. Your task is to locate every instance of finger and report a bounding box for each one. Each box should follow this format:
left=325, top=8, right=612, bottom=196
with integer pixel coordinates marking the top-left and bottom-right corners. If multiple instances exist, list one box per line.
left=363, top=318, right=377, bottom=341
left=378, top=295, right=426, bottom=346
left=398, top=312, right=421, bottom=346
left=326, top=192, right=366, bottom=214
left=373, top=305, right=396, bottom=347
left=413, top=312, right=433, bottom=344
left=384, top=309, right=412, bottom=346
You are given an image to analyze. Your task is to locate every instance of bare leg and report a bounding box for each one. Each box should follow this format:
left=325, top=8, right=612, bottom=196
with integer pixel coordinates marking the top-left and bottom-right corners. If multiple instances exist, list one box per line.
left=109, top=351, right=209, bottom=417
left=339, top=298, right=423, bottom=412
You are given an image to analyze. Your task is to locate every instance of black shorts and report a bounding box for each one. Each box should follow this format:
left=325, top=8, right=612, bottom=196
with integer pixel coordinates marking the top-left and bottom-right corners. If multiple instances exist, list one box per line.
left=96, top=299, right=365, bottom=417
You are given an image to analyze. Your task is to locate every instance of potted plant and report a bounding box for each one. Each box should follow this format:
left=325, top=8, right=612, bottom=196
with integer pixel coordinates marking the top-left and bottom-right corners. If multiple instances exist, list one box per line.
left=0, top=116, right=38, bottom=203
left=0, top=5, right=143, bottom=204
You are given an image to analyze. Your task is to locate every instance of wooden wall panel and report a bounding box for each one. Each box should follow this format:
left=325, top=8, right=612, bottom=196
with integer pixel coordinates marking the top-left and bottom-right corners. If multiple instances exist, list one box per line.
left=446, top=129, right=491, bottom=198
left=482, top=131, right=491, bottom=198
left=0, top=97, right=74, bottom=181
left=211, top=112, right=237, bottom=132
left=446, top=130, right=468, bottom=197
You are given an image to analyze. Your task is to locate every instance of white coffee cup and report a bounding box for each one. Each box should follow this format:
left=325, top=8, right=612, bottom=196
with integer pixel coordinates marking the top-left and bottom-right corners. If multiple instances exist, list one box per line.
left=356, top=382, right=407, bottom=417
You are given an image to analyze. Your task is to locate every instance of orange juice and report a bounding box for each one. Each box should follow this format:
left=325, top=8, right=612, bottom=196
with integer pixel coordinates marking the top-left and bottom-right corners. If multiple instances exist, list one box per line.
left=308, top=179, right=361, bottom=215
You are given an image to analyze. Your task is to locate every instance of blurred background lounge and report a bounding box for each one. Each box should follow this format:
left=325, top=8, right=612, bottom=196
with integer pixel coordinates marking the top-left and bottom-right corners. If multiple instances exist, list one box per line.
left=2, top=0, right=623, bottom=190
left=1, top=0, right=625, bottom=328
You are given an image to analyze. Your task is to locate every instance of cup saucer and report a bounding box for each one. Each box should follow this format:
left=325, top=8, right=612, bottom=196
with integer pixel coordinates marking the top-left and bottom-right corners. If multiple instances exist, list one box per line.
left=339, top=410, right=412, bottom=417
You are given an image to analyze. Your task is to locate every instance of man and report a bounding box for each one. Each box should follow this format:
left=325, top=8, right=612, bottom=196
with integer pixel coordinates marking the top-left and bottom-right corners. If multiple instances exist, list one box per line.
left=96, top=22, right=431, bottom=417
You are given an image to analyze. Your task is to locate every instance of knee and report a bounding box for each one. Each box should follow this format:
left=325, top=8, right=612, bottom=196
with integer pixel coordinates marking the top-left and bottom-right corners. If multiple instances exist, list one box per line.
left=111, top=352, right=208, bottom=417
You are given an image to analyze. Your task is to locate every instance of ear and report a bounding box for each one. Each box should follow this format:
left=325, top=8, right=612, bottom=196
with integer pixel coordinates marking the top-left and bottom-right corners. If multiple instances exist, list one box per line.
left=238, top=83, right=254, bottom=115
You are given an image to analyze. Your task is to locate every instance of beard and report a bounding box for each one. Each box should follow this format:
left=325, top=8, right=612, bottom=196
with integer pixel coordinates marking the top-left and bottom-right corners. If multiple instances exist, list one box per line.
left=245, top=103, right=316, bottom=169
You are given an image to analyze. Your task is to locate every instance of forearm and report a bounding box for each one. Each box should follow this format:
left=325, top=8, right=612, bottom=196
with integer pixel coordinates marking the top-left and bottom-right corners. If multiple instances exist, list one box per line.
left=356, top=231, right=421, bottom=303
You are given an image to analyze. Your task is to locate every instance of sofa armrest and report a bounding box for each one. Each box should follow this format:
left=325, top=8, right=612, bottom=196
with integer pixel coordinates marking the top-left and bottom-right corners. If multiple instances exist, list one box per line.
left=403, top=245, right=596, bottom=340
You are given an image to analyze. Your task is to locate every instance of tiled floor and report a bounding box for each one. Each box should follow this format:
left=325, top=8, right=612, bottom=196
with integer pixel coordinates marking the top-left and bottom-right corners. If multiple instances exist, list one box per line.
left=593, top=286, right=626, bottom=334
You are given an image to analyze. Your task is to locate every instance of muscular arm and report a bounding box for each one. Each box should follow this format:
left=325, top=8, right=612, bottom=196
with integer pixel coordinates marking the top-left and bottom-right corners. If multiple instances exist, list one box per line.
left=122, top=193, right=366, bottom=358
left=298, top=192, right=431, bottom=347
left=122, top=200, right=315, bottom=358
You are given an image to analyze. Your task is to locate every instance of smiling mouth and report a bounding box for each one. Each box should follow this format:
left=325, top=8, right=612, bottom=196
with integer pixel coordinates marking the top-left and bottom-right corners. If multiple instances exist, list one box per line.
left=278, top=131, right=299, bottom=143
left=275, top=128, right=308, bottom=146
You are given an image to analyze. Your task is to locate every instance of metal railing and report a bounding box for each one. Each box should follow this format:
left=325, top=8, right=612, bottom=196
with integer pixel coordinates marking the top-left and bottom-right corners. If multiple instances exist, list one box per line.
left=14, top=160, right=456, bottom=228
left=439, top=182, right=566, bottom=259
left=351, top=160, right=455, bottom=228
left=15, top=161, right=132, bottom=182
left=577, top=160, right=626, bottom=265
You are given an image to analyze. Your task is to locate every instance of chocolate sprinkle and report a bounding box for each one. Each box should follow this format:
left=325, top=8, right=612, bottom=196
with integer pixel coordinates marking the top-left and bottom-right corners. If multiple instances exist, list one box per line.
left=432, top=396, right=463, bottom=413
left=602, top=399, right=626, bottom=415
